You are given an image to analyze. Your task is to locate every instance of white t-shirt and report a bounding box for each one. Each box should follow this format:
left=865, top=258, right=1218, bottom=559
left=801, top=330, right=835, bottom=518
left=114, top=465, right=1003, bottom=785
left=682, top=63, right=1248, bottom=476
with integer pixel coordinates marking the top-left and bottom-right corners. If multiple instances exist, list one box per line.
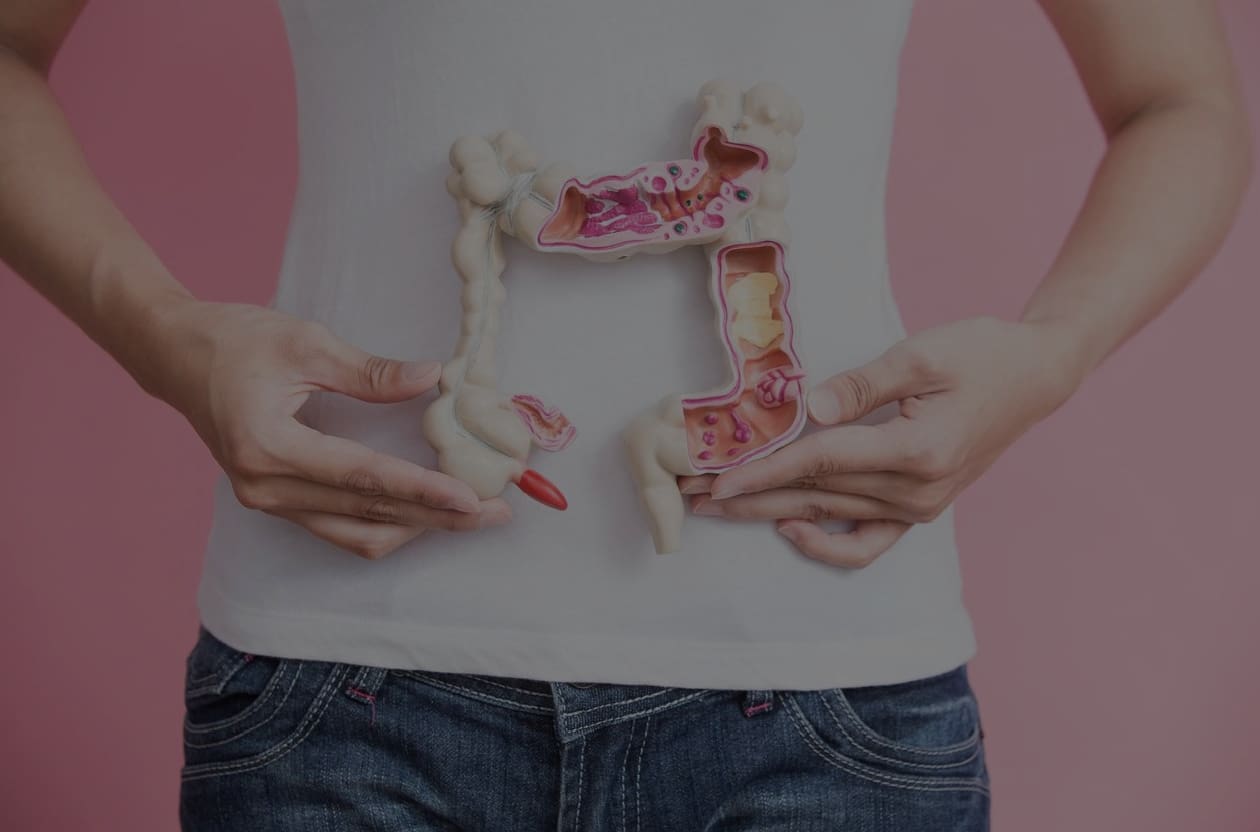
left=196, top=0, right=978, bottom=690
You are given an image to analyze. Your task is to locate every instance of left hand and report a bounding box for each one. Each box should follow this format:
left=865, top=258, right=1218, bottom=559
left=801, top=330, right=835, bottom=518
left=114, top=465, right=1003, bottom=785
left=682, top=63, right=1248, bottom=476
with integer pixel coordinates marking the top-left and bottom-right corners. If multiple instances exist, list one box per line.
left=678, top=316, right=1085, bottom=567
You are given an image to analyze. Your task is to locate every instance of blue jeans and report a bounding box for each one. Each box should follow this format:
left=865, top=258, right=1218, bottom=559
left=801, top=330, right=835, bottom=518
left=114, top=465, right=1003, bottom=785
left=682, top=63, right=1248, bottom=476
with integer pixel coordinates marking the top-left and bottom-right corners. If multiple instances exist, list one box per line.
left=179, top=625, right=989, bottom=830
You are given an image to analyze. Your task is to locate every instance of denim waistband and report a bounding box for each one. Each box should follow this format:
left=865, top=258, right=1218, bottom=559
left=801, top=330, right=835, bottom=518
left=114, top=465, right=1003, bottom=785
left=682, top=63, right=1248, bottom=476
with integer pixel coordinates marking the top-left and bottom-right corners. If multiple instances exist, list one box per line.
left=389, top=669, right=778, bottom=741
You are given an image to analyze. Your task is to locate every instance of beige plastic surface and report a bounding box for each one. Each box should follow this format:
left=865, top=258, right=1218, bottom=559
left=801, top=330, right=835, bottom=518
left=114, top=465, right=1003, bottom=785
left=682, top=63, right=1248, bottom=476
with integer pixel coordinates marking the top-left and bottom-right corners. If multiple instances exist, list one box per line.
left=423, top=79, right=804, bottom=553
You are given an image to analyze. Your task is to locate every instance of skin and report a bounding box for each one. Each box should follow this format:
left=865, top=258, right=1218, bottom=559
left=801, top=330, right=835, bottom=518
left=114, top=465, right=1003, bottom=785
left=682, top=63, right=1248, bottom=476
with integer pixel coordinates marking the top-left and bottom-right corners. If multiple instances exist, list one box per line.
left=1, top=2, right=1250, bottom=565
left=679, top=1, right=1252, bottom=567
left=0, top=0, right=512, bottom=560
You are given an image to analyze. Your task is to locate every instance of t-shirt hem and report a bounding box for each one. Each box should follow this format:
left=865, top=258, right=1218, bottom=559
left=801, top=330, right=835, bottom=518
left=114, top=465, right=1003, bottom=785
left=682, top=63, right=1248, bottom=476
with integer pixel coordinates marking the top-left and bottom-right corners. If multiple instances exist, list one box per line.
left=197, top=573, right=978, bottom=691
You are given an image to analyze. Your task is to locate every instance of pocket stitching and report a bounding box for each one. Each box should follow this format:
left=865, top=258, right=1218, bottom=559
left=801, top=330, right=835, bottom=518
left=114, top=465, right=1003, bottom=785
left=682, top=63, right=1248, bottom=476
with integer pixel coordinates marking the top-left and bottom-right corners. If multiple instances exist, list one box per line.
left=184, top=629, right=258, bottom=692
left=826, top=687, right=981, bottom=757
left=180, top=663, right=350, bottom=782
left=183, top=659, right=294, bottom=734
left=183, top=663, right=302, bottom=748
left=782, top=694, right=990, bottom=795
left=465, top=674, right=553, bottom=700
left=818, top=691, right=981, bottom=771
left=185, top=667, right=220, bottom=687
left=393, top=670, right=553, bottom=715
left=183, top=650, right=240, bottom=690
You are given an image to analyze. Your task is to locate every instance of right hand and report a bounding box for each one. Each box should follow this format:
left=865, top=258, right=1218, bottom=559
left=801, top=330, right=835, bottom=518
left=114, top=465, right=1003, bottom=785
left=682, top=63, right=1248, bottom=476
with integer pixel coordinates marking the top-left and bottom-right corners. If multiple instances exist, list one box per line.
left=143, top=299, right=511, bottom=559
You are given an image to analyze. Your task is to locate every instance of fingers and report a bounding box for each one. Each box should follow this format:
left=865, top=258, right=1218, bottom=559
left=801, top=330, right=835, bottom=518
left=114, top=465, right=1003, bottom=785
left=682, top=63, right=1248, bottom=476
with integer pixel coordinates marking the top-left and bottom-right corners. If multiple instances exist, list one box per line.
left=807, top=344, right=938, bottom=426
left=709, top=420, right=919, bottom=499
left=299, top=322, right=444, bottom=404
left=785, top=471, right=955, bottom=523
left=237, top=474, right=512, bottom=531
left=788, top=471, right=902, bottom=494
left=273, top=423, right=482, bottom=512
left=677, top=474, right=715, bottom=495
left=266, top=508, right=430, bottom=560
left=686, top=476, right=914, bottom=567
left=690, top=489, right=909, bottom=523
left=775, top=519, right=911, bottom=568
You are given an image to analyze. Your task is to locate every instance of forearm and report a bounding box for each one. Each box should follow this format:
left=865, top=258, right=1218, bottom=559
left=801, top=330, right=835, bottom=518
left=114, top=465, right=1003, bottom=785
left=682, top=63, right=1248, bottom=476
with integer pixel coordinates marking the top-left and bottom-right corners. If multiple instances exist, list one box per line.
left=0, top=44, right=195, bottom=395
left=1020, top=91, right=1252, bottom=385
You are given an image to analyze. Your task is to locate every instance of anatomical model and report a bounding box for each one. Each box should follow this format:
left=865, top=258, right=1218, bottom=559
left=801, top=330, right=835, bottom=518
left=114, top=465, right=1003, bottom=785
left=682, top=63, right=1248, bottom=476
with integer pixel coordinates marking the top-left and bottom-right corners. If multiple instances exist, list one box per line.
left=422, top=79, right=806, bottom=553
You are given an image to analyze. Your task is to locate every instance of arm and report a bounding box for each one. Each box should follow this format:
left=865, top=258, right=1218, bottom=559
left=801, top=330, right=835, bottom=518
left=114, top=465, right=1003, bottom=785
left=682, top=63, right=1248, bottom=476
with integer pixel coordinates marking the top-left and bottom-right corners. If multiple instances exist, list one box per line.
left=1020, top=0, right=1251, bottom=372
left=0, top=1, right=189, bottom=382
left=0, top=2, right=509, bottom=558
left=680, top=0, right=1252, bottom=566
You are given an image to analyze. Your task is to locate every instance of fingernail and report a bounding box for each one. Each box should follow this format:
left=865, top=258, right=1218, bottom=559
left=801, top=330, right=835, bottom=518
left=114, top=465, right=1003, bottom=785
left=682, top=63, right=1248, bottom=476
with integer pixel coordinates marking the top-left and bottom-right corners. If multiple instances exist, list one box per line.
left=451, top=494, right=481, bottom=513
left=693, top=497, right=723, bottom=516
left=679, top=481, right=707, bottom=495
left=405, top=361, right=442, bottom=382
left=807, top=389, right=841, bottom=423
left=710, top=482, right=742, bottom=500
left=778, top=524, right=802, bottom=543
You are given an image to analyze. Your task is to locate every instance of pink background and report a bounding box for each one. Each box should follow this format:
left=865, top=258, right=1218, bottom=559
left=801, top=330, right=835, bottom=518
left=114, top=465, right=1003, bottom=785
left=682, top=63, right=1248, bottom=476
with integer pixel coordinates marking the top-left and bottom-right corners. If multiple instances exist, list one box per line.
left=1, top=1, right=1256, bottom=828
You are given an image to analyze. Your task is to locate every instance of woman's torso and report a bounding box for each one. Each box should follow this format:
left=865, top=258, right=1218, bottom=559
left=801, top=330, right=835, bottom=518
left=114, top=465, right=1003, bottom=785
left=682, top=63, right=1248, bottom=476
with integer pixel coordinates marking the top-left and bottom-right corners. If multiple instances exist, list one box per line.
left=197, top=0, right=978, bottom=689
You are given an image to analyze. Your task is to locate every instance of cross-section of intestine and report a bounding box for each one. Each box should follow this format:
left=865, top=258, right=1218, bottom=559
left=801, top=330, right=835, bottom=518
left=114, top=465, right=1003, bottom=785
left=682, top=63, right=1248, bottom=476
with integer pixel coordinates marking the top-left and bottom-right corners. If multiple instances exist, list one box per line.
left=681, top=241, right=806, bottom=470
left=423, top=79, right=806, bottom=553
left=536, top=126, right=768, bottom=251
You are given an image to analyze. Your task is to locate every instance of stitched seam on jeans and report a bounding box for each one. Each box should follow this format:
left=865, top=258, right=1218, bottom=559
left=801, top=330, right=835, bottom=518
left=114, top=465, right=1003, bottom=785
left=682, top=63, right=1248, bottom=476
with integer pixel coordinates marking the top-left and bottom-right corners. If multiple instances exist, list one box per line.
left=183, top=667, right=303, bottom=749
left=818, top=692, right=981, bottom=770
left=187, top=663, right=218, bottom=684
left=635, top=716, right=650, bottom=832
left=185, top=633, right=251, bottom=689
left=386, top=668, right=549, bottom=700
left=469, top=675, right=552, bottom=699
left=184, top=652, right=251, bottom=699
left=786, top=698, right=990, bottom=796
left=563, top=687, right=677, bottom=717
left=184, top=660, right=291, bottom=732
left=180, top=664, right=349, bottom=781
left=396, top=671, right=553, bottom=714
left=394, top=670, right=553, bottom=714
left=792, top=706, right=990, bottom=796
left=620, top=719, right=635, bottom=832
left=186, top=669, right=219, bottom=688
left=576, top=737, right=586, bottom=822
left=183, top=645, right=245, bottom=685
left=184, top=681, right=223, bottom=699
left=346, top=664, right=389, bottom=698
left=568, top=690, right=715, bottom=733
left=830, top=688, right=981, bottom=756
left=182, top=662, right=297, bottom=737
left=782, top=695, right=990, bottom=796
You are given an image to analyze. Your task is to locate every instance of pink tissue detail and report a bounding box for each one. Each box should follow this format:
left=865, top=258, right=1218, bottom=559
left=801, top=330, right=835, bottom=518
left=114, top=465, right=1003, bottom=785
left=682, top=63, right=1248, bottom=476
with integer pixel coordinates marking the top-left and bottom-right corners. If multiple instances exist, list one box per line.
left=511, top=394, right=577, bottom=452
left=754, top=367, right=807, bottom=408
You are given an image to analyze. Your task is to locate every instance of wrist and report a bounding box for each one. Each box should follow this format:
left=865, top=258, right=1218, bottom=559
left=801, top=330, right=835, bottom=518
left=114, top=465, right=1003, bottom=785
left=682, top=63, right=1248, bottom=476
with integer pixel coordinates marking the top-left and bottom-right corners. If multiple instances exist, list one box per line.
left=88, top=251, right=203, bottom=401
left=1019, top=270, right=1126, bottom=386
left=1015, top=314, right=1100, bottom=408
left=135, top=291, right=215, bottom=392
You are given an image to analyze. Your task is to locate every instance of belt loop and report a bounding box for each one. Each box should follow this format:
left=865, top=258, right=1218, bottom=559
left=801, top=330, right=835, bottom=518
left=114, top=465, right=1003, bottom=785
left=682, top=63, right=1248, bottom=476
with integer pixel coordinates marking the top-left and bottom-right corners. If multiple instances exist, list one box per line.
left=347, top=664, right=388, bottom=697
left=741, top=689, right=775, bottom=718
left=343, top=665, right=389, bottom=725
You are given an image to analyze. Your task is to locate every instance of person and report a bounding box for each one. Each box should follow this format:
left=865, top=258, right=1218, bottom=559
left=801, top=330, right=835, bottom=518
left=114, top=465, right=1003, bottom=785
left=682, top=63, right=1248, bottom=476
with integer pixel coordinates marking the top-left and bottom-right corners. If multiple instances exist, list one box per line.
left=1, top=1, right=1250, bottom=829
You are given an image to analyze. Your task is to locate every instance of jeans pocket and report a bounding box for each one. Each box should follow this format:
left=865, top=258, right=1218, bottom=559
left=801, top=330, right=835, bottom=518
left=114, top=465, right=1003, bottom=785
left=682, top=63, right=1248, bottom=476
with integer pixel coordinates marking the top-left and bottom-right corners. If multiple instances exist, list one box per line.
left=783, top=664, right=988, bottom=791
left=184, top=625, right=252, bottom=696
left=183, top=626, right=297, bottom=748
left=180, top=626, right=350, bottom=781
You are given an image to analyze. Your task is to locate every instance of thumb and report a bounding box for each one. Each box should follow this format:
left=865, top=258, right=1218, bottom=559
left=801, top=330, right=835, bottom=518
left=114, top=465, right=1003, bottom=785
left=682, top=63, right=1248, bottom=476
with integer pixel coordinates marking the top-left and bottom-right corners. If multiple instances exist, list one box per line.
left=315, top=332, right=443, bottom=403
left=807, top=346, right=925, bottom=426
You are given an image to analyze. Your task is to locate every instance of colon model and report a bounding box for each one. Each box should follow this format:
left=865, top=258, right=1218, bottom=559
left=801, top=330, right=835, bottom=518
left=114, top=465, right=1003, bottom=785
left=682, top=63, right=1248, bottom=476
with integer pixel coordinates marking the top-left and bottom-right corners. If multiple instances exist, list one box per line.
left=679, top=241, right=806, bottom=470
left=423, top=79, right=806, bottom=554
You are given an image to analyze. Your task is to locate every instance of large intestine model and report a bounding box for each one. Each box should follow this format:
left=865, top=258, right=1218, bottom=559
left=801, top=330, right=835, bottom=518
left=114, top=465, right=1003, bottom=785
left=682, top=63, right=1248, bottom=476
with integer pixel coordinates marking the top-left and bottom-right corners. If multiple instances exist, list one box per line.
left=422, top=79, right=807, bottom=554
